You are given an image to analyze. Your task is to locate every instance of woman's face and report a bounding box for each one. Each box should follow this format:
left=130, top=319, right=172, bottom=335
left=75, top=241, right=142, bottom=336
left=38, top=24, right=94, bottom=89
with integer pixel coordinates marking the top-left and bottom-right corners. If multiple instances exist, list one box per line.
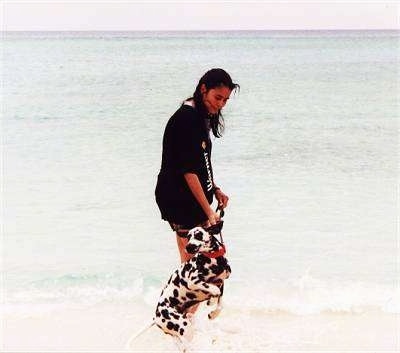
left=201, top=84, right=232, bottom=114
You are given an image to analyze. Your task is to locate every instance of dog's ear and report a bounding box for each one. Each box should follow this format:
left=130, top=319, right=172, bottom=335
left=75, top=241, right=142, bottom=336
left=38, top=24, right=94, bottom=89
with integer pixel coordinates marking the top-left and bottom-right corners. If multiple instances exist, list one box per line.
left=205, top=221, right=224, bottom=235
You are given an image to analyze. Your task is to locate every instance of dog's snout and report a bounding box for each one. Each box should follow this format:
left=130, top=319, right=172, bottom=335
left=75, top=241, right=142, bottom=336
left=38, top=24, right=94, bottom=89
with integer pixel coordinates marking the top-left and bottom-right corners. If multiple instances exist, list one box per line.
left=186, top=243, right=199, bottom=254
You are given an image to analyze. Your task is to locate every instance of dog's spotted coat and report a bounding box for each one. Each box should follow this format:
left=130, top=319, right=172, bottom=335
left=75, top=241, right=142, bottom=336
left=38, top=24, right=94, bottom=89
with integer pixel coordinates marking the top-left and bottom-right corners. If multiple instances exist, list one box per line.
left=154, top=227, right=231, bottom=340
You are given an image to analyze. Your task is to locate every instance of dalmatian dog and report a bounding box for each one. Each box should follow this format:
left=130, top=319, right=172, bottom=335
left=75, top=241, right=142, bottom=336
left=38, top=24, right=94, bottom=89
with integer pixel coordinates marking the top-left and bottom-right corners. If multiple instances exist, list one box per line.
left=154, top=225, right=231, bottom=344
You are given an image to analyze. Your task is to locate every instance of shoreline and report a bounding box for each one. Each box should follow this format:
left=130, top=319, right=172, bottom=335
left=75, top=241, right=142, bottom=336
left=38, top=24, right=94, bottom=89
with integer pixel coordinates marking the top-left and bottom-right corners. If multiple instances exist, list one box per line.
left=3, top=302, right=398, bottom=352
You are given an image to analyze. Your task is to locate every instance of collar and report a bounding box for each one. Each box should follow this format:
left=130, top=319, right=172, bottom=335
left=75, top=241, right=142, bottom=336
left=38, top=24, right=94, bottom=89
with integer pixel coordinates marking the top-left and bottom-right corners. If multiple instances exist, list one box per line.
left=200, top=244, right=226, bottom=259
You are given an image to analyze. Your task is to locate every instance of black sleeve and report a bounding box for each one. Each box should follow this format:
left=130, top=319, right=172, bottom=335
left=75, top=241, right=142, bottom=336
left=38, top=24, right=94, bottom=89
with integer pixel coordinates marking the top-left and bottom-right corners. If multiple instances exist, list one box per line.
left=173, top=110, right=203, bottom=175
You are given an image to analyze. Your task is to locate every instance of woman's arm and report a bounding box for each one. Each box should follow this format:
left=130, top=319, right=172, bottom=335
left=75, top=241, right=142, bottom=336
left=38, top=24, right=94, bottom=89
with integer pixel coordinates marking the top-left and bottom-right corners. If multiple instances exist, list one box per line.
left=184, top=173, right=219, bottom=225
left=213, top=185, right=229, bottom=209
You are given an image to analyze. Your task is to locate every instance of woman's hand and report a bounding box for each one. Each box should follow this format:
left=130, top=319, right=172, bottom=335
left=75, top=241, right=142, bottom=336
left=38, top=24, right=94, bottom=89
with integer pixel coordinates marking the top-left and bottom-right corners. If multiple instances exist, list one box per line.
left=206, top=210, right=220, bottom=226
left=215, top=188, right=229, bottom=209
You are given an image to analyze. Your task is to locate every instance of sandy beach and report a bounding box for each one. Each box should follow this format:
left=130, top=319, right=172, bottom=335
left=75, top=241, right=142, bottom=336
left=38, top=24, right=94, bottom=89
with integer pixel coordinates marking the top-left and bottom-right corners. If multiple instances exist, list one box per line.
left=3, top=302, right=398, bottom=352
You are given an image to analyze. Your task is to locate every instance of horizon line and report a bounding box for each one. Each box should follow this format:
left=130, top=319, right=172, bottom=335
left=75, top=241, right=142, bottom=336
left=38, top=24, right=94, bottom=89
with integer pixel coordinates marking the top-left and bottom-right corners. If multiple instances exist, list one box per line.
left=3, top=28, right=399, bottom=32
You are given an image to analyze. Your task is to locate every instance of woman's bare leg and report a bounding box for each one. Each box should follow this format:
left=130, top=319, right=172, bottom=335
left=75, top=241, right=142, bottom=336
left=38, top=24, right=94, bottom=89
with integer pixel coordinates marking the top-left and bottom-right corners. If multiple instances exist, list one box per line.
left=176, top=234, right=192, bottom=263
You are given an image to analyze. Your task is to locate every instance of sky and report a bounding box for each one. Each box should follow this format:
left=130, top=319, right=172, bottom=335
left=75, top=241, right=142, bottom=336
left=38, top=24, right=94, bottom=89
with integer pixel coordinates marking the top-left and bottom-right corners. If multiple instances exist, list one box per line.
left=1, top=1, right=398, bottom=31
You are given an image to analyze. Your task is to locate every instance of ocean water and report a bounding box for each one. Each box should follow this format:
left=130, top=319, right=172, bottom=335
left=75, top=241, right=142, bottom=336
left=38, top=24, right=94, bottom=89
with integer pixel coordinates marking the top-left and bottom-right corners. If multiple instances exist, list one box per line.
left=2, top=30, right=399, bottom=350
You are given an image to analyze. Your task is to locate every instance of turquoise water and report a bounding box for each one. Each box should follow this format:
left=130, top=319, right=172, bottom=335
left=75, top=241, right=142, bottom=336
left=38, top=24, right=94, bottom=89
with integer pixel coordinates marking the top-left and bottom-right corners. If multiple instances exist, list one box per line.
left=3, top=30, right=399, bottom=315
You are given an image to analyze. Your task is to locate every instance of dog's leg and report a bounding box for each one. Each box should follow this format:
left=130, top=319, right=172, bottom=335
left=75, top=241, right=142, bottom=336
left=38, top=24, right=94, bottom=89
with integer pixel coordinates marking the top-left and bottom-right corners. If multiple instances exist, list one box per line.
left=207, top=283, right=224, bottom=320
left=208, top=297, right=223, bottom=320
left=206, top=295, right=220, bottom=318
left=207, top=295, right=218, bottom=308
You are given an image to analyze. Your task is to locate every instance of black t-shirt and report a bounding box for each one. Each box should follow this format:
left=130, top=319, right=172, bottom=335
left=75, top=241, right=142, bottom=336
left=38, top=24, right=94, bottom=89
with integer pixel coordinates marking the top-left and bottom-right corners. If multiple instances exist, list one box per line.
left=155, top=104, right=214, bottom=226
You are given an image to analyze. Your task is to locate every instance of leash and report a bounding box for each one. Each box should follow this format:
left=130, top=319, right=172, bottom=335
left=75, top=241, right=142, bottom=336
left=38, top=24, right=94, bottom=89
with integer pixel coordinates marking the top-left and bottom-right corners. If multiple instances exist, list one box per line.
left=201, top=206, right=226, bottom=258
left=125, top=321, right=187, bottom=352
left=125, top=321, right=155, bottom=349
left=209, top=205, right=225, bottom=246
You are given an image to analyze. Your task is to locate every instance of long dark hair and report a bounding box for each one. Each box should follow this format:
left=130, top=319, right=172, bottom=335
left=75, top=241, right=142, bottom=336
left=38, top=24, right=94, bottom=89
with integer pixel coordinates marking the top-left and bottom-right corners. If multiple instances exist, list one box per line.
left=187, top=68, right=240, bottom=138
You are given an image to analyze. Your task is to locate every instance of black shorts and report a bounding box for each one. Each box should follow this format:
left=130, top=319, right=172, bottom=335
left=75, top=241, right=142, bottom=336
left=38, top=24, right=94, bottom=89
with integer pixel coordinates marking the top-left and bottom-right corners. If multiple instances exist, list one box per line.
left=168, top=221, right=209, bottom=238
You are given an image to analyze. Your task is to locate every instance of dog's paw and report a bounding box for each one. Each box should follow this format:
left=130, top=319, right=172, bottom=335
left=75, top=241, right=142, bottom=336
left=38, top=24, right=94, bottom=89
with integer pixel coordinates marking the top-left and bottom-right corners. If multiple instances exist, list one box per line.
left=208, top=305, right=222, bottom=320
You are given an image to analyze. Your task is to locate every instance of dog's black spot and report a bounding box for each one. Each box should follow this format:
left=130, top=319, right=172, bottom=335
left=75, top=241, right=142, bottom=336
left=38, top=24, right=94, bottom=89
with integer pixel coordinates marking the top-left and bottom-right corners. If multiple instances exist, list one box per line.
left=194, top=232, right=203, bottom=241
left=182, top=300, right=198, bottom=311
left=180, top=328, right=185, bottom=336
left=197, top=256, right=211, bottom=267
left=186, top=243, right=198, bottom=254
left=210, top=264, right=221, bottom=274
left=218, top=256, right=229, bottom=267
left=173, top=289, right=179, bottom=297
left=174, top=324, right=180, bottom=332
left=161, top=309, right=170, bottom=320
left=182, top=263, right=192, bottom=277
left=173, top=276, right=181, bottom=287
left=169, top=297, right=180, bottom=306
left=162, top=319, right=165, bottom=323
left=180, top=279, right=189, bottom=288
left=183, top=321, right=188, bottom=326
left=186, top=292, right=197, bottom=300
left=167, top=321, right=174, bottom=330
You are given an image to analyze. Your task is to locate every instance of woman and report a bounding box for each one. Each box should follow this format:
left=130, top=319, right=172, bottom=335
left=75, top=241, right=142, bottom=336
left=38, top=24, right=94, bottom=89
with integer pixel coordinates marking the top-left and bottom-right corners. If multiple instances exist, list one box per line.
left=155, top=68, right=239, bottom=263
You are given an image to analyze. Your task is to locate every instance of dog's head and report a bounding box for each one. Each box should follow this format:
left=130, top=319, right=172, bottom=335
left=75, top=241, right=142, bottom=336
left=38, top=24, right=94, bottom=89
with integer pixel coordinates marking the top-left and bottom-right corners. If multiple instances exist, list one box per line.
left=185, top=227, right=214, bottom=254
